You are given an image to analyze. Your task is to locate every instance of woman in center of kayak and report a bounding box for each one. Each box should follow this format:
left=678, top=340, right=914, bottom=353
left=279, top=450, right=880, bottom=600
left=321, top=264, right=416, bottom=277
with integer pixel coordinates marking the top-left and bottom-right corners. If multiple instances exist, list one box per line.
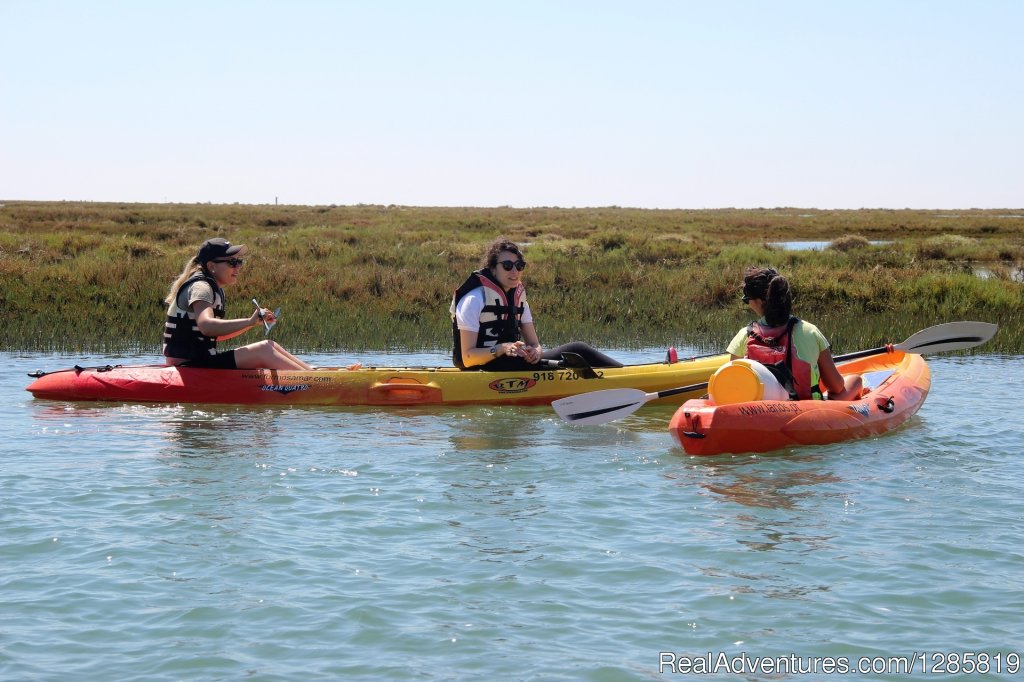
left=450, top=237, right=623, bottom=371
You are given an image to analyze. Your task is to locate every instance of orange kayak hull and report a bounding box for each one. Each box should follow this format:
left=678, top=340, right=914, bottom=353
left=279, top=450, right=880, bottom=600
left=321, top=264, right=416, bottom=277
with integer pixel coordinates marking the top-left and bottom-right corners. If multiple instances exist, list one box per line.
left=669, top=352, right=931, bottom=456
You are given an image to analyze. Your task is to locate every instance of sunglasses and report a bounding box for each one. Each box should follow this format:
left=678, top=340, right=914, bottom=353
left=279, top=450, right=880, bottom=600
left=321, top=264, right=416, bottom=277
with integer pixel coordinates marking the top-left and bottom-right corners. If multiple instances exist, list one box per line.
left=498, top=259, right=526, bottom=272
left=214, top=258, right=245, bottom=267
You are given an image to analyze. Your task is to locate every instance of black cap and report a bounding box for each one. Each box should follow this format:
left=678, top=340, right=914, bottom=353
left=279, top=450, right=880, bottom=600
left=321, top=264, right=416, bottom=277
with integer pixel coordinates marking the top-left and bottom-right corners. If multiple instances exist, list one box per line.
left=197, top=238, right=248, bottom=264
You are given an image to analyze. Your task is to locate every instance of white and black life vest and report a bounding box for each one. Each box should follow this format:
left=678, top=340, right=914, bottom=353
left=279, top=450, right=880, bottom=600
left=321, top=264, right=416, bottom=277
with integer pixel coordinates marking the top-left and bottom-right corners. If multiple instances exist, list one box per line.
left=450, top=268, right=525, bottom=369
left=163, top=273, right=226, bottom=360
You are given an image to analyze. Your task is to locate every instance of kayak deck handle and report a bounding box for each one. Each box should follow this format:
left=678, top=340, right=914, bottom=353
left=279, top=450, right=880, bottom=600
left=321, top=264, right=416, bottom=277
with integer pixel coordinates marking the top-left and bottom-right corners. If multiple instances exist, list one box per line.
left=28, top=364, right=118, bottom=378
left=368, top=379, right=443, bottom=405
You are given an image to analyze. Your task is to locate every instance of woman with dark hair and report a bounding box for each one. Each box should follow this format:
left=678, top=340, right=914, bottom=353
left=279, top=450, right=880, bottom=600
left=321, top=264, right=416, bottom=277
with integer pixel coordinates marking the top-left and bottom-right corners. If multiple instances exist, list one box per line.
left=163, top=237, right=314, bottom=370
left=727, top=266, right=862, bottom=401
left=450, top=237, right=623, bottom=371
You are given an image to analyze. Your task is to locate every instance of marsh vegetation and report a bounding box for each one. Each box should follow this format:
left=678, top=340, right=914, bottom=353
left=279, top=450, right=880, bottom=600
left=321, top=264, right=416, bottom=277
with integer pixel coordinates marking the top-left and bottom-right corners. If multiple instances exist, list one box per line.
left=1, top=201, right=1021, bottom=355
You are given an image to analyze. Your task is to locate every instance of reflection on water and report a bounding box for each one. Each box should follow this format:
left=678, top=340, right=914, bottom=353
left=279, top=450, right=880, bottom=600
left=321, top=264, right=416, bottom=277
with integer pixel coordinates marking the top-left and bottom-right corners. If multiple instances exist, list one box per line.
left=156, top=406, right=292, bottom=456
left=973, top=263, right=1024, bottom=283
left=700, top=463, right=841, bottom=511
left=442, top=408, right=551, bottom=562
left=665, top=453, right=843, bottom=562
left=446, top=407, right=546, bottom=455
left=669, top=451, right=841, bottom=510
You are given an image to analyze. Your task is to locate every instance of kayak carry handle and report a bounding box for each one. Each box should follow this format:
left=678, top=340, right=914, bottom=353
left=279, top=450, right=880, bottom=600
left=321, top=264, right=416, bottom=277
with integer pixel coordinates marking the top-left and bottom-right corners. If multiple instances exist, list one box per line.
left=367, top=380, right=443, bottom=405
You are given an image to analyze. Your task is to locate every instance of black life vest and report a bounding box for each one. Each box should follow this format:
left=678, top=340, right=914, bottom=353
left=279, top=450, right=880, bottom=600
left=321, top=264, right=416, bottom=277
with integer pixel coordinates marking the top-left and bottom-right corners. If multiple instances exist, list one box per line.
left=450, top=268, right=525, bottom=369
left=163, top=272, right=226, bottom=360
left=745, top=316, right=821, bottom=400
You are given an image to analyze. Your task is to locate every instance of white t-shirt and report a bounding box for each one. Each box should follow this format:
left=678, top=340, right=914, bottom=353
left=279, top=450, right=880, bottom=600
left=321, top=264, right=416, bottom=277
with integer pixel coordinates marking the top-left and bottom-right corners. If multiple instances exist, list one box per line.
left=453, top=286, right=533, bottom=332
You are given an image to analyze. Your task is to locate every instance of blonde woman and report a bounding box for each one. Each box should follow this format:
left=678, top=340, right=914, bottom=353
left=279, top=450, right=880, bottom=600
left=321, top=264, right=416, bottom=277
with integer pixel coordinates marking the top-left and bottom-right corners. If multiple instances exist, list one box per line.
left=163, top=237, right=312, bottom=370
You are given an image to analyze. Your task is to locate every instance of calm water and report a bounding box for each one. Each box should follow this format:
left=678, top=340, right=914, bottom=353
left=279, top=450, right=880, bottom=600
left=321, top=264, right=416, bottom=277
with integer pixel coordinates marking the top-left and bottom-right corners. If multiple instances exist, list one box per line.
left=3, top=349, right=1023, bottom=681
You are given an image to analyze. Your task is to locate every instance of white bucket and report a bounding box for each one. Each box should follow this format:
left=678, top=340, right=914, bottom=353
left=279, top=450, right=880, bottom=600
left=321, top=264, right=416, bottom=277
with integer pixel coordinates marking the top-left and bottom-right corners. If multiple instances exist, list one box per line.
left=708, top=359, right=789, bottom=405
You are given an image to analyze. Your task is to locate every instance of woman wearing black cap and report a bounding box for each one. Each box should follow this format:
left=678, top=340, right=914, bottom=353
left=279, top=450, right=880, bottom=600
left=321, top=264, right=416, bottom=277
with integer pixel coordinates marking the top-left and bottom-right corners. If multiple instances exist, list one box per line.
left=163, top=237, right=314, bottom=370
left=727, top=266, right=862, bottom=401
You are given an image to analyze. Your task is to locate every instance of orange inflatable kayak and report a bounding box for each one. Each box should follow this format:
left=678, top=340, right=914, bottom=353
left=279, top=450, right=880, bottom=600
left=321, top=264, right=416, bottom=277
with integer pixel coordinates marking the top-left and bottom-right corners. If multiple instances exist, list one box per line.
left=669, top=351, right=931, bottom=456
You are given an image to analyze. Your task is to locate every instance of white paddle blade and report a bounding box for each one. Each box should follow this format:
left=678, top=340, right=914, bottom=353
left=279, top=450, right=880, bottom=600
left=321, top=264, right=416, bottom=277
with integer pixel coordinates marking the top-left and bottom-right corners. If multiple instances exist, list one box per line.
left=897, top=321, right=998, bottom=354
left=552, top=388, right=650, bottom=425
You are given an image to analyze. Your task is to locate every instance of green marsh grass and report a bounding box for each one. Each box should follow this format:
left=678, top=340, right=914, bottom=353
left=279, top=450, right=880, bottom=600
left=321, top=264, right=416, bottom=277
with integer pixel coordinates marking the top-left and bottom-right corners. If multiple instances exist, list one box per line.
left=1, top=201, right=1021, bottom=356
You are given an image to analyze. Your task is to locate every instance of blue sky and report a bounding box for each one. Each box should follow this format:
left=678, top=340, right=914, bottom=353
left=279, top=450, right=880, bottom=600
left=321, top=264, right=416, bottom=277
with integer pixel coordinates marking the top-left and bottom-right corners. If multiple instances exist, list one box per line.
left=2, top=1, right=1021, bottom=208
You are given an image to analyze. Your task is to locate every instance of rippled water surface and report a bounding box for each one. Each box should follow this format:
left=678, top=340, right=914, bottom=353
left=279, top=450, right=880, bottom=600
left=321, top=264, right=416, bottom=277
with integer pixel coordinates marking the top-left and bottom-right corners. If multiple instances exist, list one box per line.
left=3, top=350, right=1024, bottom=681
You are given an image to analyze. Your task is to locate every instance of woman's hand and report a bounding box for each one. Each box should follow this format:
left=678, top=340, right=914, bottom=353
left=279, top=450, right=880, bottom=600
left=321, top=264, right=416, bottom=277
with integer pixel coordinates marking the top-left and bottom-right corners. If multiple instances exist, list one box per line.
left=251, top=308, right=275, bottom=327
left=503, top=341, right=532, bottom=359
left=520, top=344, right=542, bottom=364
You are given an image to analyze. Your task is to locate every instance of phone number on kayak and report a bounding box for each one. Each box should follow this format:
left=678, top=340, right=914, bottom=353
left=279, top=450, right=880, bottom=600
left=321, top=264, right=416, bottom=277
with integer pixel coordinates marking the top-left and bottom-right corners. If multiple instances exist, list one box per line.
left=532, top=370, right=604, bottom=381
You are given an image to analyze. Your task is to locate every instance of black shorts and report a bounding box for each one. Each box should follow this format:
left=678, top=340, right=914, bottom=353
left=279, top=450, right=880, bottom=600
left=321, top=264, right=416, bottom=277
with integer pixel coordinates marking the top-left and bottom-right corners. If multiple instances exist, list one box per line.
left=176, top=351, right=238, bottom=370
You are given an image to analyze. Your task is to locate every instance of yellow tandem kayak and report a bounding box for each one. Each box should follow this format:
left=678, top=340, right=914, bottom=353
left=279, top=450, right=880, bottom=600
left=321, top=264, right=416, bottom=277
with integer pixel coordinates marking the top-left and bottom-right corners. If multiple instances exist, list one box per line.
left=26, top=355, right=729, bottom=407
